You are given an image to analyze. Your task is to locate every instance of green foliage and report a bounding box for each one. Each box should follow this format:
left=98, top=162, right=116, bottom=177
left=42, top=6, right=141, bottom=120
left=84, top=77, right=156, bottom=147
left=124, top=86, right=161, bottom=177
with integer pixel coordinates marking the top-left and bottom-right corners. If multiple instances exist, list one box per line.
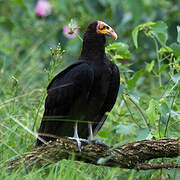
left=146, top=99, right=159, bottom=125
left=0, top=0, right=180, bottom=179
left=127, top=70, right=144, bottom=90
left=106, top=42, right=131, bottom=59
left=132, top=21, right=168, bottom=48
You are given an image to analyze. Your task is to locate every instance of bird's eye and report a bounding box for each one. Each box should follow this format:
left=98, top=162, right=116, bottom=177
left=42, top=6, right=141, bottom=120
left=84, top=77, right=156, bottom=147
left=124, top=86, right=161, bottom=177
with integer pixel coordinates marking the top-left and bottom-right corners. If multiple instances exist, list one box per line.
left=99, top=24, right=106, bottom=30
left=100, top=25, right=105, bottom=30
left=106, top=26, right=109, bottom=30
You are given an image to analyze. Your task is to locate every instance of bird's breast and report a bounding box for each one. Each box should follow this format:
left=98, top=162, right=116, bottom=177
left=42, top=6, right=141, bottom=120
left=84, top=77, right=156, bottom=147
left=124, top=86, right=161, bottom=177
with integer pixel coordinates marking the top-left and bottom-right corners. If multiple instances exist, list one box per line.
left=86, top=62, right=112, bottom=115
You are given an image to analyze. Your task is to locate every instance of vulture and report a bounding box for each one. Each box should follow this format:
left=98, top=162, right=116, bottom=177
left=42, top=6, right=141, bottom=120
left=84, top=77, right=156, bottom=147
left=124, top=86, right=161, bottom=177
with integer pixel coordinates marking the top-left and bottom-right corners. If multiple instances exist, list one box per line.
left=36, top=21, right=120, bottom=150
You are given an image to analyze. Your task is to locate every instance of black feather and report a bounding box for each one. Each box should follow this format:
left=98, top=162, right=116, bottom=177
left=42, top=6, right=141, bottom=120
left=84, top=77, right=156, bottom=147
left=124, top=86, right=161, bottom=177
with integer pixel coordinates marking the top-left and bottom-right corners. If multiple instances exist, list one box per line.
left=36, top=21, right=120, bottom=146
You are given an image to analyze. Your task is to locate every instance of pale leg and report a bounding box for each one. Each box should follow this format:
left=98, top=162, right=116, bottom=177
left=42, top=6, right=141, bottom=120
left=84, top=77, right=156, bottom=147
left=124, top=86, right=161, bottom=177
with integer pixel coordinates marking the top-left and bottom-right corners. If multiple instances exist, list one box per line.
left=68, top=121, right=82, bottom=152
left=88, top=122, right=93, bottom=141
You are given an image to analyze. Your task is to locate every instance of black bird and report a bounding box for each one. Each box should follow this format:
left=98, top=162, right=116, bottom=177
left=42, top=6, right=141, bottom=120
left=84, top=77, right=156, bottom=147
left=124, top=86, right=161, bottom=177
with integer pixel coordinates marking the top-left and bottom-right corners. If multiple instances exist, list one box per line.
left=36, top=21, right=120, bottom=149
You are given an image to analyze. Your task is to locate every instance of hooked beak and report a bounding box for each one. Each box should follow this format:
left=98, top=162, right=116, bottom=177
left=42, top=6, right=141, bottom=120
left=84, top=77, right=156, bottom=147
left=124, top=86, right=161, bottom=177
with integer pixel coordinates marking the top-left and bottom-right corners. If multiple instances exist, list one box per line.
left=108, top=29, right=118, bottom=40
left=97, top=21, right=118, bottom=40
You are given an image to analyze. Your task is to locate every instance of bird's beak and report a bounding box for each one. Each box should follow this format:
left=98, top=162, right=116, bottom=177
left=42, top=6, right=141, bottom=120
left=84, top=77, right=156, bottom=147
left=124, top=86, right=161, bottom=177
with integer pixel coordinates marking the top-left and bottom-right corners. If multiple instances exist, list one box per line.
left=97, top=21, right=118, bottom=40
left=107, top=29, right=118, bottom=40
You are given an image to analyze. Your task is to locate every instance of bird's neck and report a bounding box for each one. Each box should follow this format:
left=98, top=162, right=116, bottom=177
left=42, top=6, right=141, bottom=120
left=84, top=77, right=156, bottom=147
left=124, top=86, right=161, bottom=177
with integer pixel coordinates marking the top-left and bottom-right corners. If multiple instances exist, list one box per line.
left=80, top=34, right=106, bottom=60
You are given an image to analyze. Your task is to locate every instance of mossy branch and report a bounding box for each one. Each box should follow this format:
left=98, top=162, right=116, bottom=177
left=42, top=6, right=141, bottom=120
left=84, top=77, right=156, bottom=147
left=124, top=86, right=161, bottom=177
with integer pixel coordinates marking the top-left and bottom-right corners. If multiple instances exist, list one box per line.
left=7, top=138, right=180, bottom=172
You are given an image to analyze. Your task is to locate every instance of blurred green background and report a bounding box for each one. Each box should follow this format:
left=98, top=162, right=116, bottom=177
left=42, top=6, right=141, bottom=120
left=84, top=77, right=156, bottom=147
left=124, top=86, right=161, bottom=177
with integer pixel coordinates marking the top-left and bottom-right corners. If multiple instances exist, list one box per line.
left=0, top=0, right=180, bottom=179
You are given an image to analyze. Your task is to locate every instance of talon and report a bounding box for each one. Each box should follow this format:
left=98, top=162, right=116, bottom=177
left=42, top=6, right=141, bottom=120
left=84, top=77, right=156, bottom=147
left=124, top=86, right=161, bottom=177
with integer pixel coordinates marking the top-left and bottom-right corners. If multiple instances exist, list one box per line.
left=89, top=140, right=109, bottom=149
left=68, top=137, right=82, bottom=152
left=68, top=121, right=83, bottom=152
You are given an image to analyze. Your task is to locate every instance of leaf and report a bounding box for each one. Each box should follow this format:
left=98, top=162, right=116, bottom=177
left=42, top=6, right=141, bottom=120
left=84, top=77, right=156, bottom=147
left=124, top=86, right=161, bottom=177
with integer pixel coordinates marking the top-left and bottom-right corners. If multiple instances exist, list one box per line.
left=106, top=42, right=131, bottom=59
left=132, top=21, right=165, bottom=48
left=158, top=46, right=173, bottom=54
left=177, top=26, right=180, bottom=43
left=151, top=21, right=168, bottom=46
left=175, top=98, right=180, bottom=105
left=128, top=70, right=144, bottom=90
left=136, top=128, right=150, bottom=141
left=132, top=26, right=140, bottom=48
left=170, top=43, right=180, bottom=57
left=160, top=102, right=169, bottom=124
left=145, top=60, right=155, bottom=72
left=128, top=92, right=140, bottom=104
left=119, top=83, right=124, bottom=96
left=170, top=110, right=180, bottom=119
left=113, top=55, right=124, bottom=59
left=115, top=124, right=135, bottom=135
left=159, top=64, right=169, bottom=73
left=119, top=68, right=134, bottom=73
left=97, top=156, right=113, bottom=164
left=97, top=131, right=108, bottom=138
left=146, top=132, right=153, bottom=140
left=132, top=21, right=168, bottom=46
left=146, top=99, right=159, bottom=124
left=171, top=73, right=180, bottom=84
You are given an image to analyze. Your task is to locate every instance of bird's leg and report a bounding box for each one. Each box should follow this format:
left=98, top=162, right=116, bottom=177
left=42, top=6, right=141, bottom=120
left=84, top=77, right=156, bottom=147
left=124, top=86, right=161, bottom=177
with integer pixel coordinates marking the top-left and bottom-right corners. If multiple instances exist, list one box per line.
left=73, top=121, right=82, bottom=152
left=88, top=122, right=94, bottom=141
left=68, top=121, right=82, bottom=152
left=88, top=122, right=109, bottom=148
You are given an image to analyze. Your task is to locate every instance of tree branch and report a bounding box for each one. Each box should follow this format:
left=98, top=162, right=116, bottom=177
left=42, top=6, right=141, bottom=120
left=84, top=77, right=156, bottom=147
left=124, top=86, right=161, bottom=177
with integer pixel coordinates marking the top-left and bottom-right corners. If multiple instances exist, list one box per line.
left=6, top=137, right=180, bottom=172
left=136, top=162, right=180, bottom=170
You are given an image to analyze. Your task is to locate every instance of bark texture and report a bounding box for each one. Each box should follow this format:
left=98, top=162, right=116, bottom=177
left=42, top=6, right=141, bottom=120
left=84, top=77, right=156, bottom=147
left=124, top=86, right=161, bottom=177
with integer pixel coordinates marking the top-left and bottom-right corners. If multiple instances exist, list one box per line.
left=7, top=137, right=180, bottom=172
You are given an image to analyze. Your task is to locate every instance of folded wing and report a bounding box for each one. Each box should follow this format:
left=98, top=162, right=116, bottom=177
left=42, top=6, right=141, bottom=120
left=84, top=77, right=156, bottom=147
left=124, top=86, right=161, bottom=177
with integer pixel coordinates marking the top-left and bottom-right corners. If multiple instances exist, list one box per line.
left=36, top=62, right=94, bottom=146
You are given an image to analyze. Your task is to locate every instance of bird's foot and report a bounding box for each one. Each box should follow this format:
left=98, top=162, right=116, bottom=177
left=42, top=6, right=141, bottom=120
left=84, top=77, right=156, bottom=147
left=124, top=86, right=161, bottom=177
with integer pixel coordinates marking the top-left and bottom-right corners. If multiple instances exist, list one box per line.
left=68, top=137, right=82, bottom=152
left=68, top=137, right=89, bottom=152
left=88, top=140, right=109, bottom=149
left=79, top=138, right=89, bottom=143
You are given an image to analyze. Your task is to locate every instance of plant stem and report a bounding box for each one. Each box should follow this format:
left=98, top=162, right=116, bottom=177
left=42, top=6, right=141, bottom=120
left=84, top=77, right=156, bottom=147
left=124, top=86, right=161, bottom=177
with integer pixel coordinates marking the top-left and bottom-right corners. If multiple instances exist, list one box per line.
left=127, top=95, right=151, bottom=130
left=158, top=114, right=162, bottom=138
left=164, top=91, right=178, bottom=137
left=77, top=34, right=83, bottom=42
left=32, top=90, right=47, bottom=131
left=169, top=53, right=174, bottom=76
left=122, top=95, right=141, bottom=128
left=152, top=37, right=161, bottom=87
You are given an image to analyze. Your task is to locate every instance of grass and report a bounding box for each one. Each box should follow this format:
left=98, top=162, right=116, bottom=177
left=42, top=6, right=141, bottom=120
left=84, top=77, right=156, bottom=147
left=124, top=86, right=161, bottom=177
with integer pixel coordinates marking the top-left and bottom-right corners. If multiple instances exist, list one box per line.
left=0, top=50, right=180, bottom=179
